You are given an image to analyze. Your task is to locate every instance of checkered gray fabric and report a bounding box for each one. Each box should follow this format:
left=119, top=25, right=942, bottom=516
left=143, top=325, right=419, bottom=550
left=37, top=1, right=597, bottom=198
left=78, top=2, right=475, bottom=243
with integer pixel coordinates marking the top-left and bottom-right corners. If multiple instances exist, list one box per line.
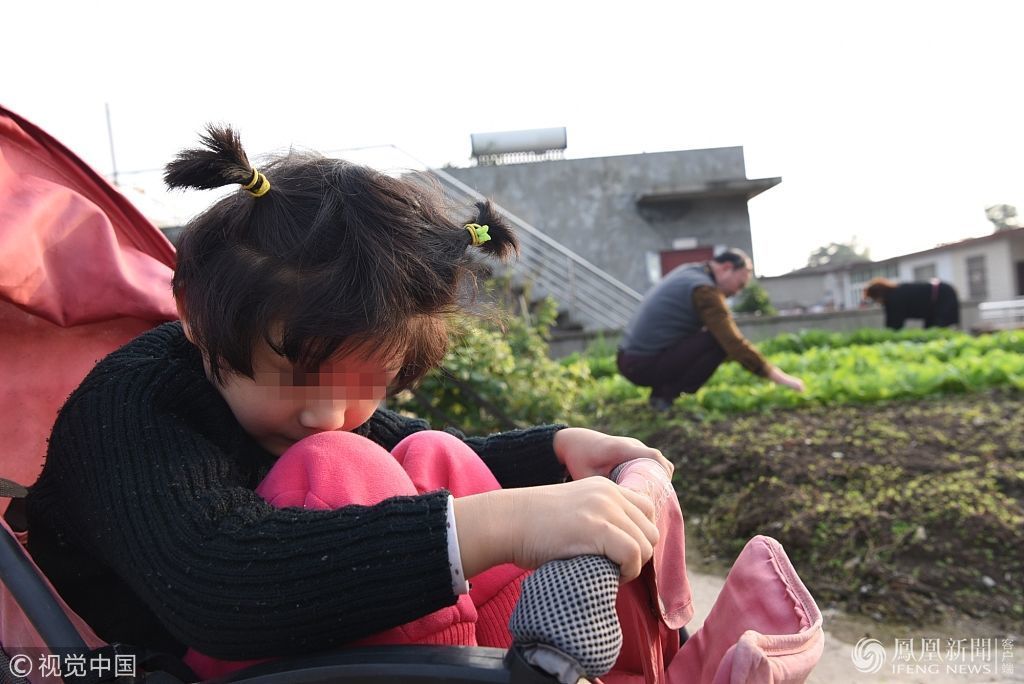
left=508, top=555, right=622, bottom=677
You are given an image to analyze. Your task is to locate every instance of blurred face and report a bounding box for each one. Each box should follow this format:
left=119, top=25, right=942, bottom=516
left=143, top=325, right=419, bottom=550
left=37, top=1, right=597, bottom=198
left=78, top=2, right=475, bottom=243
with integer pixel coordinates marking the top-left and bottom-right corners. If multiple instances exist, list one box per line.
left=211, top=339, right=401, bottom=456
left=718, top=263, right=752, bottom=297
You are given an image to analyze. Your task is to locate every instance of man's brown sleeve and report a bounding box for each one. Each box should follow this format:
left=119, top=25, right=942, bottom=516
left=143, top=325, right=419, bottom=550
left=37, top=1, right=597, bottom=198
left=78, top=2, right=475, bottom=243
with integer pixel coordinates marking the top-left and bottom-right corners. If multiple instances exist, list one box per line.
left=692, top=286, right=772, bottom=377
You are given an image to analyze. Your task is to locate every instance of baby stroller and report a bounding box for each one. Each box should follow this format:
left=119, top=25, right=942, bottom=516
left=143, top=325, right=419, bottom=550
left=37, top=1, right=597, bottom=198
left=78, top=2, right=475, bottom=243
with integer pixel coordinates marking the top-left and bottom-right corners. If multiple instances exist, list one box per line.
left=0, top=105, right=824, bottom=684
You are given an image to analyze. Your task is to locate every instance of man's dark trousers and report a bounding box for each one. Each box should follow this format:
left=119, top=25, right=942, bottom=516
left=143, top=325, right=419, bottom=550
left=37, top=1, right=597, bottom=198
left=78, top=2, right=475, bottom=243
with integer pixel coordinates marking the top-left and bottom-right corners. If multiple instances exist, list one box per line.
left=617, top=331, right=727, bottom=403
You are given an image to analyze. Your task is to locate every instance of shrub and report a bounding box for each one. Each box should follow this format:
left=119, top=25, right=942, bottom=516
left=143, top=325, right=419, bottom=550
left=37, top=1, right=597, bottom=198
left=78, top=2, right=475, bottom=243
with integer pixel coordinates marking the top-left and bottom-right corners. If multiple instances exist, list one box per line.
left=733, top=280, right=777, bottom=316
left=391, top=297, right=591, bottom=433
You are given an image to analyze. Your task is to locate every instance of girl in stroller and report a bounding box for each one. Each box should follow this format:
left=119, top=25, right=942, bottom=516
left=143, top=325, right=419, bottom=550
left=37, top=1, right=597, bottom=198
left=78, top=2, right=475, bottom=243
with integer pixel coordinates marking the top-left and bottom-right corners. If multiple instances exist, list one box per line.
left=24, top=126, right=671, bottom=678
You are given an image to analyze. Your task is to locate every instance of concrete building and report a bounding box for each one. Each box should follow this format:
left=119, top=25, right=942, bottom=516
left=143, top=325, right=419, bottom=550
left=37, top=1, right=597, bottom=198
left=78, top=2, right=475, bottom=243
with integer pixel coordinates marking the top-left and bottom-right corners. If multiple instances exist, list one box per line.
left=446, top=147, right=780, bottom=295
left=760, top=226, right=1024, bottom=313
left=754, top=263, right=852, bottom=315
left=154, top=144, right=781, bottom=337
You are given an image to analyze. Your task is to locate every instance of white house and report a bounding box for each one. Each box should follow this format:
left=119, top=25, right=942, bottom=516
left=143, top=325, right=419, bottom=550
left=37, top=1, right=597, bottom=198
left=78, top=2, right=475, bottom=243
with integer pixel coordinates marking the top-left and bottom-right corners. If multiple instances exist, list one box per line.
left=761, top=227, right=1024, bottom=313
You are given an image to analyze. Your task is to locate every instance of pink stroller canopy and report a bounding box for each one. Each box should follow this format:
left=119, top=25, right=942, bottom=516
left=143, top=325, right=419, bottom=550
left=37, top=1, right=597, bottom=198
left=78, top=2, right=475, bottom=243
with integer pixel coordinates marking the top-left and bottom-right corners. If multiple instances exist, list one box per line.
left=0, top=105, right=177, bottom=491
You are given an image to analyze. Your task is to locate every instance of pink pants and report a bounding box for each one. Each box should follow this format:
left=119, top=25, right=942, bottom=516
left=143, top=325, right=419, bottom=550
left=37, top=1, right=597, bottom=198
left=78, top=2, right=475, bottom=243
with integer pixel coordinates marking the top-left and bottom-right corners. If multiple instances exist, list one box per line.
left=184, top=433, right=823, bottom=683
left=185, top=430, right=528, bottom=679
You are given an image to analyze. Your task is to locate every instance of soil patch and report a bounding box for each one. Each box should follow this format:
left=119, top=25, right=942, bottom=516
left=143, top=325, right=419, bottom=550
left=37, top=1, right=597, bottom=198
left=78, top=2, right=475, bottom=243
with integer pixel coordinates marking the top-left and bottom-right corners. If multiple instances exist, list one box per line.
left=600, top=390, right=1024, bottom=629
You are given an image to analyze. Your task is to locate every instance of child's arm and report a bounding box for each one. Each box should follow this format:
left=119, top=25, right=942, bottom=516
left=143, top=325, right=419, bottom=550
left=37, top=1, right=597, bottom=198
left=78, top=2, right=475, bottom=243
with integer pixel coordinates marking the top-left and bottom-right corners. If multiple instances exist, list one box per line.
left=367, top=408, right=567, bottom=487
left=368, top=413, right=668, bottom=580
left=551, top=427, right=673, bottom=480
left=452, top=477, right=660, bottom=582
left=368, top=411, right=673, bottom=486
left=29, top=386, right=467, bottom=660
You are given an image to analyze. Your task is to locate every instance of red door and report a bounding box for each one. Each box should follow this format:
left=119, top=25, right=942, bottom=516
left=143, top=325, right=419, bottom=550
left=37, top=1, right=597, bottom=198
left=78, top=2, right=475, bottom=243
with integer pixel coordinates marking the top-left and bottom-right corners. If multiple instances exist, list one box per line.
left=659, top=247, right=715, bottom=277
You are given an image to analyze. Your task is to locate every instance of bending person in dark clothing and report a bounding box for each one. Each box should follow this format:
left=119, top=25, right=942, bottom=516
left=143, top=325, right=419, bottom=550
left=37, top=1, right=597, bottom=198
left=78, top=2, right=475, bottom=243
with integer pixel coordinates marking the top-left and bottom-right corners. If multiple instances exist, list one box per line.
left=863, top=277, right=961, bottom=330
left=617, top=249, right=805, bottom=411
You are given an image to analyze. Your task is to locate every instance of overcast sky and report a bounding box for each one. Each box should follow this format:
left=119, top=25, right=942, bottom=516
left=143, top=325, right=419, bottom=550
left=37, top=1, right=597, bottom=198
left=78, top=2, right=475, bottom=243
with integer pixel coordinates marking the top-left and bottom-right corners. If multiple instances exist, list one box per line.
left=5, top=1, right=1022, bottom=275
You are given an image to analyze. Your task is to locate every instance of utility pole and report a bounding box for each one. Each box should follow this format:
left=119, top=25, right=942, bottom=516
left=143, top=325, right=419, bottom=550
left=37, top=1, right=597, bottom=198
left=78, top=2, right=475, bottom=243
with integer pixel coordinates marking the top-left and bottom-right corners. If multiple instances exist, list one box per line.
left=105, top=103, right=119, bottom=186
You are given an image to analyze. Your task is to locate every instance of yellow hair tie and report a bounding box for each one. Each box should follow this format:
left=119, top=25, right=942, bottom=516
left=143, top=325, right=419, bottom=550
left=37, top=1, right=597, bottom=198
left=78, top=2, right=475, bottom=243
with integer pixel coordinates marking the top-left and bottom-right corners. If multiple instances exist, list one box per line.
left=465, top=223, right=491, bottom=247
left=241, top=168, right=271, bottom=198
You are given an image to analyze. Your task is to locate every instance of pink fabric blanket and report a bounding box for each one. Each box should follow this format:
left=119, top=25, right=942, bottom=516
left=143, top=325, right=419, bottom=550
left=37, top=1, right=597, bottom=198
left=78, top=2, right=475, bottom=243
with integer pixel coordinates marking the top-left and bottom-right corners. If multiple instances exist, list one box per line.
left=669, top=535, right=824, bottom=684
left=615, top=458, right=693, bottom=630
left=608, top=459, right=823, bottom=684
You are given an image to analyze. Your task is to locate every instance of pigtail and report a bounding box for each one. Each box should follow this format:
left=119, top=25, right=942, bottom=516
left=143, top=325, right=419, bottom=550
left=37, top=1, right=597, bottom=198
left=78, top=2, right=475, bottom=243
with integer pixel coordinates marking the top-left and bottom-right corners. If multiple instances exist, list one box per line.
left=164, top=125, right=256, bottom=191
left=464, top=201, right=519, bottom=260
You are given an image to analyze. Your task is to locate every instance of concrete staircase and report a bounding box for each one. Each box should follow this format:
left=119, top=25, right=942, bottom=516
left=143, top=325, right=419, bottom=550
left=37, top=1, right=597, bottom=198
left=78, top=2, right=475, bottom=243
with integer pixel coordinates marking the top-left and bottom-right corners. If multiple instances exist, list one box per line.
left=427, top=165, right=642, bottom=335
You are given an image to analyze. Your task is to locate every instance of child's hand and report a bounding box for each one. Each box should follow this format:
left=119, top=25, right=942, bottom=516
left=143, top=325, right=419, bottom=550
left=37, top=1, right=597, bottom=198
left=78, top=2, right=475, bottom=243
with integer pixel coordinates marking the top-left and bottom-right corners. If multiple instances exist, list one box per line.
left=553, top=427, right=673, bottom=480
left=510, top=478, right=660, bottom=581
left=454, top=478, right=660, bottom=582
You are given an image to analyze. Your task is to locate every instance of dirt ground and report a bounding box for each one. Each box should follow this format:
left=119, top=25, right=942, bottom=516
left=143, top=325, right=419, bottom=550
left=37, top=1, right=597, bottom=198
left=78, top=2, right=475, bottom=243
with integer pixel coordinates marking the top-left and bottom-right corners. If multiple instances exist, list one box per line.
left=612, top=390, right=1024, bottom=632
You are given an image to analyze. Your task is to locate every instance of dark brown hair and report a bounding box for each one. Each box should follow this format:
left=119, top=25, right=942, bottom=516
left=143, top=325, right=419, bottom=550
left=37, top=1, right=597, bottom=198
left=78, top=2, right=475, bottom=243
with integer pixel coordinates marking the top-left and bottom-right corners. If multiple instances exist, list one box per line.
left=863, top=277, right=897, bottom=303
left=165, top=125, right=518, bottom=389
left=712, top=248, right=753, bottom=270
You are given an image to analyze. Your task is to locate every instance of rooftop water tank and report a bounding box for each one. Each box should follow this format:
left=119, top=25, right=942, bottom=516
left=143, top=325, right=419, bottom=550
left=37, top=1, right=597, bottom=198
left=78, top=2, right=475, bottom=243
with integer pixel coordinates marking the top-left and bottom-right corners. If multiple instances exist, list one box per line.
left=470, top=127, right=567, bottom=157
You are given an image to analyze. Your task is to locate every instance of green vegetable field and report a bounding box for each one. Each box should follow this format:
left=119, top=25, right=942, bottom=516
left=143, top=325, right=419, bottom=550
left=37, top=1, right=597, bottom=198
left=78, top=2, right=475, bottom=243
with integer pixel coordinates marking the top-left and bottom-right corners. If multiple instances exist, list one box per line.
left=573, top=329, right=1024, bottom=418
left=395, top=315, right=1024, bottom=627
left=573, top=328, right=1024, bottom=627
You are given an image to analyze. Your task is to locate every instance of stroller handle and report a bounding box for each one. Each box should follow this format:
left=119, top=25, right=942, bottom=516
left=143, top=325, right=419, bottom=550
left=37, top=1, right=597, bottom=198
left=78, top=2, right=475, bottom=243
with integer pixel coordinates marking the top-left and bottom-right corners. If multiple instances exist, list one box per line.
left=508, top=459, right=672, bottom=681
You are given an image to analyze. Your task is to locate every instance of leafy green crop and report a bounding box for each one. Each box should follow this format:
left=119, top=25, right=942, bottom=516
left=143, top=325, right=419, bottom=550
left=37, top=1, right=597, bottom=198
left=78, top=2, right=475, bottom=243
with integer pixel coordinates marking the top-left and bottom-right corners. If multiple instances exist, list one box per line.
left=571, top=330, right=1024, bottom=418
left=757, top=327, right=964, bottom=355
left=394, top=302, right=1024, bottom=430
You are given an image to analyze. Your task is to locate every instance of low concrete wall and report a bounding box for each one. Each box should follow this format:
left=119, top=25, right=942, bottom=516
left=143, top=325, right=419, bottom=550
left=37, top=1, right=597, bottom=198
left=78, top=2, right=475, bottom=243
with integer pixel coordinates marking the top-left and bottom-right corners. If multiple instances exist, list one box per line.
left=548, top=301, right=986, bottom=357
left=738, top=300, right=985, bottom=342
left=549, top=329, right=623, bottom=358
left=735, top=308, right=883, bottom=342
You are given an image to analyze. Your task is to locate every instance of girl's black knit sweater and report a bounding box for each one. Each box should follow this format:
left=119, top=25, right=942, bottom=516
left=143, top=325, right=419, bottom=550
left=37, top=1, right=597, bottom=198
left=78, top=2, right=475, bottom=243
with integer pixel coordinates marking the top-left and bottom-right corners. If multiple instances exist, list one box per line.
left=26, top=322, right=567, bottom=659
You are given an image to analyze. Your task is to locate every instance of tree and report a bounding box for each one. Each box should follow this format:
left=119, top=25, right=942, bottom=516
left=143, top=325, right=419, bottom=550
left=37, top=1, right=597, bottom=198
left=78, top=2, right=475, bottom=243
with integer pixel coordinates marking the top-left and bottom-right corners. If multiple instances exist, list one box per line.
left=733, top=280, right=778, bottom=316
left=985, top=204, right=1021, bottom=232
left=806, top=239, right=871, bottom=269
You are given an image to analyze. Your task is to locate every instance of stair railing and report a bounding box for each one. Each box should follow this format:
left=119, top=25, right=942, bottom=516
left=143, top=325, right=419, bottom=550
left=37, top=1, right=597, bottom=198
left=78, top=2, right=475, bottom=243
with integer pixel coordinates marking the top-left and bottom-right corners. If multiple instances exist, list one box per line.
left=325, top=145, right=644, bottom=332
left=428, top=165, right=643, bottom=332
